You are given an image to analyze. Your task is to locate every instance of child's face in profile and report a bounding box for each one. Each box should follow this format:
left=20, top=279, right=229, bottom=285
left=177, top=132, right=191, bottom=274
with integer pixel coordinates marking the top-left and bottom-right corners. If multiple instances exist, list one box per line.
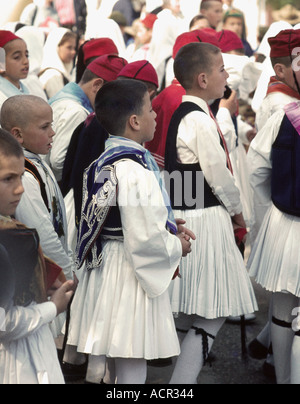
left=0, top=154, right=24, bottom=217
left=137, top=92, right=157, bottom=144
left=2, top=39, right=29, bottom=87
left=58, top=38, right=77, bottom=65
left=20, top=104, right=55, bottom=155
left=206, top=52, right=229, bottom=100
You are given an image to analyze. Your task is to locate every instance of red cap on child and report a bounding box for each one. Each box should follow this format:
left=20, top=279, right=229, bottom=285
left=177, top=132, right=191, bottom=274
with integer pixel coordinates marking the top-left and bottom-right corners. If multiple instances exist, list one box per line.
left=216, top=30, right=244, bottom=53
left=117, top=60, right=159, bottom=88
left=0, top=30, right=21, bottom=48
left=268, top=29, right=300, bottom=58
left=173, top=29, right=219, bottom=58
left=140, top=14, right=158, bottom=30
left=87, top=54, right=128, bottom=81
left=83, top=38, right=119, bottom=63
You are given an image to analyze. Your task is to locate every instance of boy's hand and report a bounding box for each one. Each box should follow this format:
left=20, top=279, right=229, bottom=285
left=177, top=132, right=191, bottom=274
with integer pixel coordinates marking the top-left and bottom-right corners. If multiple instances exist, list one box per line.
left=175, top=218, right=196, bottom=241
left=50, top=280, right=74, bottom=316
left=219, top=89, right=238, bottom=117
left=177, top=232, right=192, bottom=257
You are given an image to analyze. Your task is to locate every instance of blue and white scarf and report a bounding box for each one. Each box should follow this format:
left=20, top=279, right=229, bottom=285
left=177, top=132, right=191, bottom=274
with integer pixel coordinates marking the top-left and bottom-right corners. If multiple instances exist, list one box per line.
left=76, top=136, right=178, bottom=270
left=49, top=82, right=93, bottom=114
left=0, top=76, right=29, bottom=98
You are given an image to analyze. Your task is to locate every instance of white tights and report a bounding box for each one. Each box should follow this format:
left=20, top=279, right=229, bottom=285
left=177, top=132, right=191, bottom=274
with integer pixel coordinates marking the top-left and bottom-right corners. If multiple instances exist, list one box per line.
left=169, top=314, right=225, bottom=384
left=85, top=355, right=147, bottom=384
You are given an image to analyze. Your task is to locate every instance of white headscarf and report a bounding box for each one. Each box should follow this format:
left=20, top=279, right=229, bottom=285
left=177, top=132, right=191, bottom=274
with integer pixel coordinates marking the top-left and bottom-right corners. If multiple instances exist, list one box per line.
left=16, top=25, right=47, bottom=100
left=40, top=27, right=74, bottom=81
left=85, top=13, right=126, bottom=57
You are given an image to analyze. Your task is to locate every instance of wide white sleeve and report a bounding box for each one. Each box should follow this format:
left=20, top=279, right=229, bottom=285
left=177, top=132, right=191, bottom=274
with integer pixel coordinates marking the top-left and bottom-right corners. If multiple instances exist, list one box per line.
left=50, top=103, right=88, bottom=182
left=178, top=111, right=242, bottom=216
left=216, top=107, right=237, bottom=153
left=15, top=172, right=74, bottom=279
left=116, top=160, right=182, bottom=299
left=247, top=109, right=285, bottom=230
left=0, top=302, right=56, bottom=343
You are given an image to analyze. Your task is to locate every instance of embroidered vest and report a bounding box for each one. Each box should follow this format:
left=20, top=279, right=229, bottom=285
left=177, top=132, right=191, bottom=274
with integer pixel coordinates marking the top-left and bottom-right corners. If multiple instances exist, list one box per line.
left=76, top=153, right=148, bottom=270
left=271, top=114, right=300, bottom=217
left=165, top=102, right=221, bottom=210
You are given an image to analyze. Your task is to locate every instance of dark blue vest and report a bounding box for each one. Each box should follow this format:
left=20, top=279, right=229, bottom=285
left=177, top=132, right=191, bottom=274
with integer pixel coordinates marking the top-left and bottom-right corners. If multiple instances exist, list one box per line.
left=165, top=102, right=221, bottom=210
left=271, top=114, right=300, bottom=217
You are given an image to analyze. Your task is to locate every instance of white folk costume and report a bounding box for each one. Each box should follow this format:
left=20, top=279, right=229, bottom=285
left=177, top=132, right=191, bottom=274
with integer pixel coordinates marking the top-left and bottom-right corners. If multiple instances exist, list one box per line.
left=166, top=96, right=257, bottom=319
left=48, top=82, right=94, bottom=182
left=15, top=150, right=74, bottom=337
left=248, top=105, right=300, bottom=296
left=0, top=215, right=64, bottom=384
left=66, top=136, right=182, bottom=365
left=39, top=27, right=74, bottom=99
left=247, top=102, right=300, bottom=384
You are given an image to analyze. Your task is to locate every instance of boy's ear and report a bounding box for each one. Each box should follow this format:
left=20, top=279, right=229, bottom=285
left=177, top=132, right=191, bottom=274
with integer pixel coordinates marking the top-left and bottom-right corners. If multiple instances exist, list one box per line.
left=10, top=127, right=24, bottom=144
left=92, top=78, right=105, bottom=94
left=273, top=63, right=286, bottom=80
left=128, top=114, right=140, bottom=131
left=197, top=72, right=208, bottom=89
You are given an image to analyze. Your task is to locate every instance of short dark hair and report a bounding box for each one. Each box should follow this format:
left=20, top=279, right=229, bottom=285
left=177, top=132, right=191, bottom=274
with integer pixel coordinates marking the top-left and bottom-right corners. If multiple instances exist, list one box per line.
left=0, top=128, right=23, bottom=160
left=174, top=42, right=221, bottom=90
left=270, top=55, right=292, bottom=69
left=95, top=79, right=148, bottom=136
left=79, top=67, right=101, bottom=84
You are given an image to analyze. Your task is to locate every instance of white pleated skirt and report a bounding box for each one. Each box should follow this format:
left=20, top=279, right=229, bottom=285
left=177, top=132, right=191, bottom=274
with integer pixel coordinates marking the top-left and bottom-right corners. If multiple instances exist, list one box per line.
left=248, top=204, right=300, bottom=296
left=169, top=205, right=258, bottom=319
left=67, top=240, right=180, bottom=360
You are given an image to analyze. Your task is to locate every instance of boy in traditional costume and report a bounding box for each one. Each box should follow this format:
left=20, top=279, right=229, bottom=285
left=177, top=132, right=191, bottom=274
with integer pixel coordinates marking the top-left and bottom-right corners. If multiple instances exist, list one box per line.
left=247, top=33, right=300, bottom=384
left=65, top=79, right=194, bottom=384
left=164, top=42, right=257, bottom=384
left=0, top=95, right=76, bottom=342
left=0, top=128, right=74, bottom=384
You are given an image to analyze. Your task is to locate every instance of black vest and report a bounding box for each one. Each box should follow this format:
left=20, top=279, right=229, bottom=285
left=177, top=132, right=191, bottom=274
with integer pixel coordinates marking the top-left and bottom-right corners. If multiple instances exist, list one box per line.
left=271, top=114, right=300, bottom=217
left=165, top=102, right=221, bottom=210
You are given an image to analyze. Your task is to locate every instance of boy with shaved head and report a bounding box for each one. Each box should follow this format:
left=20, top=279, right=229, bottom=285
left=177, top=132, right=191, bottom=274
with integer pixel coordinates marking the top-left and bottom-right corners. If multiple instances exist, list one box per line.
left=1, top=95, right=76, bottom=342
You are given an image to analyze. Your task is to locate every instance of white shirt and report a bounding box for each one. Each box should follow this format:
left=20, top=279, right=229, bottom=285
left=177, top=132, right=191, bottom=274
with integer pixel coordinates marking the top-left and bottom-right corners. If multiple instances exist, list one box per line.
left=49, top=98, right=91, bottom=182
left=176, top=95, right=242, bottom=216
left=0, top=301, right=64, bottom=384
left=248, top=109, right=285, bottom=240
left=15, top=151, right=74, bottom=280
left=255, top=92, right=298, bottom=132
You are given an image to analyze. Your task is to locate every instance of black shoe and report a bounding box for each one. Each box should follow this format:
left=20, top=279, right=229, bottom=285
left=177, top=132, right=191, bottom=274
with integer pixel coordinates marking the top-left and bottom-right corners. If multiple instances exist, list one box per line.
left=147, top=358, right=173, bottom=367
left=61, top=361, right=88, bottom=382
left=262, top=360, right=276, bottom=379
left=248, top=339, right=269, bottom=360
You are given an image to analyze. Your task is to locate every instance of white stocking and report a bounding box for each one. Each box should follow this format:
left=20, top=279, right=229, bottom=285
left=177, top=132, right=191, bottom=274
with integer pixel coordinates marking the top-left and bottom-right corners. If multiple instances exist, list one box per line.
left=169, top=316, right=225, bottom=384
left=115, top=358, right=147, bottom=384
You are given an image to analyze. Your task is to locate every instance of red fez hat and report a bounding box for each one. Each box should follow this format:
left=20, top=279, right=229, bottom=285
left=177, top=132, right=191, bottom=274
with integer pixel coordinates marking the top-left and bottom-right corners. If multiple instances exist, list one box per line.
left=87, top=54, right=128, bottom=81
left=140, top=14, right=158, bottom=29
left=0, top=30, right=21, bottom=48
left=173, top=29, right=219, bottom=58
left=117, top=60, right=159, bottom=88
left=268, top=29, right=300, bottom=58
left=83, top=38, right=119, bottom=63
left=216, top=30, right=244, bottom=53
